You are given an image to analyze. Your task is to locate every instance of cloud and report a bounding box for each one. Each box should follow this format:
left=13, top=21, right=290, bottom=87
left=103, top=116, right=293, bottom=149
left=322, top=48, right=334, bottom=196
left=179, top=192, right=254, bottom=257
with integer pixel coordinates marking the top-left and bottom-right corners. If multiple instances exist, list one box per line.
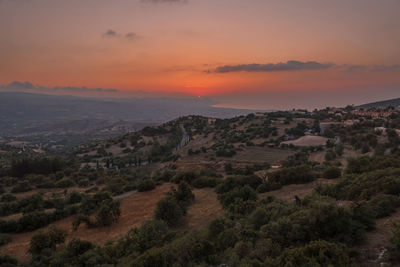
left=142, top=0, right=187, bottom=3
left=102, top=29, right=139, bottom=41
left=0, top=81, right=119, bottom=93
left=125, top=32, right=138, bottom=40
left=209, top=61, right=400, bottom=74
left=371, top=65, right=400, bottom=72
left=212, top=60, right=334, bottom=73
left=345, top=64, right=400, bottom=72
left=103, top=29, right=118, bottom=38
left=7, top=81, right=35, bottom=90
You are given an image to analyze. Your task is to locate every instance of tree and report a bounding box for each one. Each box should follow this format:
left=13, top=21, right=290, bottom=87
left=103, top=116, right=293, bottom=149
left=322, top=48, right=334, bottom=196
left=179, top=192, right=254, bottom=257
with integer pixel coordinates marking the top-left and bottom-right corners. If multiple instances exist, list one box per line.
left=323, top=167, right=342, bottom=179
left=29, top=227, right=67, bottom=255
left=171, top=182, right=195, bottom=206
left=95, top=199, right=121, bottom=226
left=154, top=197, right=184, bottom=225
left=325, top=150, right=337, bottom=161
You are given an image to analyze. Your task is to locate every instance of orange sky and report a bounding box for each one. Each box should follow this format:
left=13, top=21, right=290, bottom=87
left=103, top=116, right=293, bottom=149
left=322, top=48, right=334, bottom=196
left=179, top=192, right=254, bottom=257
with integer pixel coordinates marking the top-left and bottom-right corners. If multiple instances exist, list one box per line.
left=0, top=0, right=399, bottom=109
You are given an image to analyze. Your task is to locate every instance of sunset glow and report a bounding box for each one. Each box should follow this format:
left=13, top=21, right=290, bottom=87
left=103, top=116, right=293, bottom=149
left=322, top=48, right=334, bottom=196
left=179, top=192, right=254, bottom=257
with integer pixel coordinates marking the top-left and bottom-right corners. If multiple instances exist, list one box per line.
left=1, top=0, right=399, bottom=109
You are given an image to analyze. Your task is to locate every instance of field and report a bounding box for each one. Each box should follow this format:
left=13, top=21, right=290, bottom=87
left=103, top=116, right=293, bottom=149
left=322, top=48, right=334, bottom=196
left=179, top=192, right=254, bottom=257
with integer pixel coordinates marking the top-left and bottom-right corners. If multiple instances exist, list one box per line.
left=232, top=147, right=294, bottom=164
left=281, top=135, right=328, bottom=147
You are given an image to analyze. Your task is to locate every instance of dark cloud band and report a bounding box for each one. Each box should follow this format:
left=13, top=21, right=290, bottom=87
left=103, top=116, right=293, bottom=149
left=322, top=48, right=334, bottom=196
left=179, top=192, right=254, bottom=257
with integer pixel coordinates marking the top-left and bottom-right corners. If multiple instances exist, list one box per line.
left=0, top=81, right=118, bottom=93
left=213, top=60, right=334, bottom=73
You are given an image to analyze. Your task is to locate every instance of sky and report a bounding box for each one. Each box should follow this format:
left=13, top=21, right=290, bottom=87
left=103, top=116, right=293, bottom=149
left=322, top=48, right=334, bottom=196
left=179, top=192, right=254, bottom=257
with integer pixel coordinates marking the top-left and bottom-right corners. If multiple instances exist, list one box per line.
left=1, top=0, right=399, bottom=110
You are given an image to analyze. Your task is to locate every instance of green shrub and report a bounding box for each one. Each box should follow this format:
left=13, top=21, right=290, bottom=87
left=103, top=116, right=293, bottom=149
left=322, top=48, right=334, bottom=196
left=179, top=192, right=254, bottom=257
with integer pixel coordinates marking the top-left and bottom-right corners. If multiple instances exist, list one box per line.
left=95, top=199, right=121, bottom=226
left=269, top=165, right=316, bottom=186
left=192, top=177, right=218, bottom=188
left=1, top=194, right=17, bottom=202
left=275, top=240, right=354, bottom=266
left=11, top=181, right=32, bottom=193
left=218, top=185, right=257, bottom=208
left=323, top=166, right=342, bottom=179
left=55, top=178, right=75, bottom=188
left=137, top=179, right=156, bottom=192
left=29, top=226, right=67, bottom=255
left=154, top=197, right=184, bottom=226
left=0, top=255, right=18, bottom=266
left=0, top=233, right=12, bottom=246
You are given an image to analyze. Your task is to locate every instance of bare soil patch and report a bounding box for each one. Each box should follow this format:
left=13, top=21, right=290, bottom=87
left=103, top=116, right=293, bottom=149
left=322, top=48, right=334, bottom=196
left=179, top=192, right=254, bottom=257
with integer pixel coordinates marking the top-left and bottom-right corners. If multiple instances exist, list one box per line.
left=233, top=147, right=294, bottom=164
left=259, top=178, right=338, bottom=202
left=281, top=135, right=328, bottom=147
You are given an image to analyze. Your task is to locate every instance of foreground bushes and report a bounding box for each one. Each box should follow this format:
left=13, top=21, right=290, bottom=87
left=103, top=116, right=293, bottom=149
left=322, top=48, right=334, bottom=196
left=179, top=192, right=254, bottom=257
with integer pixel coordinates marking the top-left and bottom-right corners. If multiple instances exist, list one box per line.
left=154, top=182, right=195, bottom=226
left=73, top=192, right=121, bottom=229
left=268, top=165, right=316, bottom=186
left=0, top=208, right=78, bottom=233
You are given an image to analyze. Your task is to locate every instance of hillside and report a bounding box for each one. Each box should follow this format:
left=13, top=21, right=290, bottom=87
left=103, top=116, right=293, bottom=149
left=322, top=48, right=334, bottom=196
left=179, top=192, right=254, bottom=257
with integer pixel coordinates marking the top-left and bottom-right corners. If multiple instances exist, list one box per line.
left=1, top=107, right=400, bottom=266
left=359, top=97, right=400, bottom=108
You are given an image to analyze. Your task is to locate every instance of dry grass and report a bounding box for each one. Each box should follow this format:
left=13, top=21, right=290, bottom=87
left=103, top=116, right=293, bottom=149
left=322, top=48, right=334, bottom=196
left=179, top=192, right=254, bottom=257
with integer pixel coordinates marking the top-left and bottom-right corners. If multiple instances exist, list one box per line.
left=0, top=183, right=173, bottom=263
left=0, top=183, right=223, bottom=263
left=281, top=135, right=328, bottom=147
left=183, top=188, right=223, bottom=229
left=233, top=147, right=294, bottom=164
left=259, top=178, right=338, bottom=202
left=309, top=151, right=326, bottom=164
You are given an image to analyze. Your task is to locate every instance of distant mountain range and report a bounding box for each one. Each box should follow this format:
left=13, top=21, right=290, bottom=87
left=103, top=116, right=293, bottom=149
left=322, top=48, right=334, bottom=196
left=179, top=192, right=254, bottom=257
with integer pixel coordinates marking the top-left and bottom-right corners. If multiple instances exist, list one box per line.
left=359, top=97, right=400, bottom=108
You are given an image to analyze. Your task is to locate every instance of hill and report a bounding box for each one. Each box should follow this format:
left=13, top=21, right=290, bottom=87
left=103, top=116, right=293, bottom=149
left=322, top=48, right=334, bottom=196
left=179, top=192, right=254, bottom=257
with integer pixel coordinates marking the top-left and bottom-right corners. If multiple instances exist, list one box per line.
left=359, top=97, right=400, bottom=108
left=2, top=107, right=400, bottom=266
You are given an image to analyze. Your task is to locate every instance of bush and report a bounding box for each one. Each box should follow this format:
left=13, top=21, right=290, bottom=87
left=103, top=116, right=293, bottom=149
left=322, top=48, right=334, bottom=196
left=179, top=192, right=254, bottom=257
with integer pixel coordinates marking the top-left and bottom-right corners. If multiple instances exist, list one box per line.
left=123, top=220, right=169, bottom=253
left=154, top=197, right=184, bottom=226
left=218, top=185, right=257, bottom=208
left=11, top=181, right=32, bottom=193
left=323, top=166, right=342, bottom=179
left=215, top=175, right=263, bottom=194
left=170, top=182, right=195, bottom=207
left=325, top=149, right=337, bottom=161
left=256, top=182, right=282, bottom=193
left=95, top=199, right=121, bottom=226
left=29, top=226, right=67, bottom=255
left=171, top=172, right=199, bottom=184
left=1, top=194, right=17, bottom=202
left=55, top=178, right=75, bottom=188
left=137, top=179, right=156, bottom=192
left=269, top=165, right=316, bottom=186
left=0, top=255, right=18, bottom=266
left=391, top=222, right=400, bottom=260
left=216, top=148, right=236, bottom=157
left=192, top=177, right=218, bottom=188
left=0, top=233, right=12, bottom=246
left=275, top=240, right=354, bottom=266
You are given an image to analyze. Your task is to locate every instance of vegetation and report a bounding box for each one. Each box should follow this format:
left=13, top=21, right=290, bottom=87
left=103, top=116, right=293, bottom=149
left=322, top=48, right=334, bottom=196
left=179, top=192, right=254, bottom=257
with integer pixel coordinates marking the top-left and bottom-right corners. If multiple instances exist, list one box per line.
left=1, top=108, right=400, bottom=266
